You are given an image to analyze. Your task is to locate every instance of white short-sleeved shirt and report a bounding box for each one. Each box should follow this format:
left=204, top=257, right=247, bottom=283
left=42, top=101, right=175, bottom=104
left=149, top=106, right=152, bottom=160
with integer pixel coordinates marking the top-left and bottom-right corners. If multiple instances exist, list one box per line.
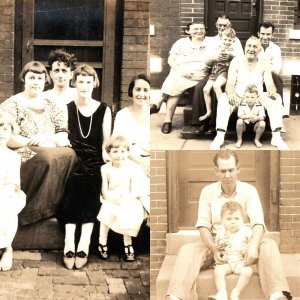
left=195, top=181, right=265, bottom=234
left=257, top=41, right=282, bottom=74
left=238, top=100, right=265, bottom=124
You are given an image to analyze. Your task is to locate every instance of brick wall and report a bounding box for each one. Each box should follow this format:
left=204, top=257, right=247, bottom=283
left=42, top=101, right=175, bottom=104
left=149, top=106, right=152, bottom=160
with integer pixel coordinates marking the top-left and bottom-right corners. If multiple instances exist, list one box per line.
left=121, top=0, right=150, bottom=105
left=279, top=151, right=300, bottom=253
left=150, top=1, right=300, bottom=91
left=150, top=151, right=168, bottom=300
left=149, top=0, right=181, bottom=88
left=0, top=0, right=14, bottom=103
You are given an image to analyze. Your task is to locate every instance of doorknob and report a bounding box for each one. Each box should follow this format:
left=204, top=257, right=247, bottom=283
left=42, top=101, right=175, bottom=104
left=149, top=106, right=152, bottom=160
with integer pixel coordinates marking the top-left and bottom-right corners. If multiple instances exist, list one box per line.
left=26, top=40, right=30, bottom=52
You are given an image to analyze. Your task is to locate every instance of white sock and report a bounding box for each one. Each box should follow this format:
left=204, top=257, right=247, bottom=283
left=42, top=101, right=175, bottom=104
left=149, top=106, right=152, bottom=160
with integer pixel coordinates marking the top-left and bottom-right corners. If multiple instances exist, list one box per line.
left=270, top=291, right=284, bottom=300
left=272, top=131, right=280, bottom=139
left=216, top=131, right=226, bottom=141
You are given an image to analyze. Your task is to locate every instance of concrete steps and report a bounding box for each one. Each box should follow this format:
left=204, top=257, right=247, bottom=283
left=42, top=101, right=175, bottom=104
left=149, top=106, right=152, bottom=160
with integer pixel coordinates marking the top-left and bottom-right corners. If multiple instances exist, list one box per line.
left=156, top=230, right=300, bottom=300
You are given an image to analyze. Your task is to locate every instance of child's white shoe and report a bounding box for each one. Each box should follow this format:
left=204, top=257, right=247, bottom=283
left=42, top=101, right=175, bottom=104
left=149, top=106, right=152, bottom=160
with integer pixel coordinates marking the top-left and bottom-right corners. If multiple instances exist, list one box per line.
left=271, top=133, right=289, bottom=150
left=208, top=290, right=228, bottom=300
left=230, top=289, right=240, bottom=300
left=209, top=132, right=225, bottom=150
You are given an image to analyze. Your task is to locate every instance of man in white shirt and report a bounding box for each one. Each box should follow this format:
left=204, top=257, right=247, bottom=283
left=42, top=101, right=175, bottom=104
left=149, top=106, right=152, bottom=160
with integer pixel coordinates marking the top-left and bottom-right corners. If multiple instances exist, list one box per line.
left=258, top=22, right=284, bottom=104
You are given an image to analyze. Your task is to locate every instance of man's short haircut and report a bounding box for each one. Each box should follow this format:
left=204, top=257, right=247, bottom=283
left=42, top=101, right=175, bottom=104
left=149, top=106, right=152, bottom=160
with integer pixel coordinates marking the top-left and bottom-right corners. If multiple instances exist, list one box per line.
left=220, top=201, right=244, bottom=218
left=259, top=22, right=275, bottom=33
left=71, top=64, right=100, bottom=87
left=48, top=49, right=77, bottom=71
left=216, top=14, right=231, bottom=26
left=213, top=150, right=239, bottom=168
left=19, top=61, right=51, bottom=86
left=128, top=73, right=150, bottom=97
left=221, top=27, right=236, bottom=39
left=245, top=84, right=259, bottom=95
left=105, top=135, right=130, bottom=153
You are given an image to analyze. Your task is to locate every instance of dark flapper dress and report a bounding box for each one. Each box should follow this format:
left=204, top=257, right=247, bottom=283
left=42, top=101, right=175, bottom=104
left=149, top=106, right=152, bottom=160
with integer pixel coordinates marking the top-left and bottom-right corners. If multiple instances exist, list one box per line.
left=58, top=101, right=107, bottom=223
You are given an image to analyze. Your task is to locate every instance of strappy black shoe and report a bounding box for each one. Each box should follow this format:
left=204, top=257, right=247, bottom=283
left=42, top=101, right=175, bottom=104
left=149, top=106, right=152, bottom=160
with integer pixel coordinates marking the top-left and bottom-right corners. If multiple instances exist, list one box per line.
left=124, top=245, right=135, bottom=262
left=98, top=244, right=109, bottom=260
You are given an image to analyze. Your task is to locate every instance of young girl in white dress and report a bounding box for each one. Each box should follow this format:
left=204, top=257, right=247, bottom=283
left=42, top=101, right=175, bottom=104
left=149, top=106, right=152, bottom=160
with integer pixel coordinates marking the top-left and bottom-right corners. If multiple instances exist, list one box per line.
left=97, top=135, right=145, bottom=261
left=0, top=111, right=26, bottom=271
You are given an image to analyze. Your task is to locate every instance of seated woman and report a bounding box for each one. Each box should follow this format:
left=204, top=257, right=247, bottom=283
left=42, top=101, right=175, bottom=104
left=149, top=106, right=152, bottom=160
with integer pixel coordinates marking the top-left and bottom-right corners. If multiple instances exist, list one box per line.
left=0, top=61, right=77, bottom=225
left=112, top=74, right=150, bottom=215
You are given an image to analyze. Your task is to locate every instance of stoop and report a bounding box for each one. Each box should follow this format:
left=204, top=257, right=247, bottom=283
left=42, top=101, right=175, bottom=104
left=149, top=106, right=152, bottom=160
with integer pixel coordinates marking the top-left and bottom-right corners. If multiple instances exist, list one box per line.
left=157, top=230, right=300, bottom=300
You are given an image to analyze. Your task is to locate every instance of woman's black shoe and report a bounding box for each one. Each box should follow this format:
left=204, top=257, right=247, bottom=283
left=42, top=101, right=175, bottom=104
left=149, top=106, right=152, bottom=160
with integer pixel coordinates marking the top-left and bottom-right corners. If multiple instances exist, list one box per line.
left=150, top=104, right=160, bottom=114
left=161, top=122, right=172, bottom=134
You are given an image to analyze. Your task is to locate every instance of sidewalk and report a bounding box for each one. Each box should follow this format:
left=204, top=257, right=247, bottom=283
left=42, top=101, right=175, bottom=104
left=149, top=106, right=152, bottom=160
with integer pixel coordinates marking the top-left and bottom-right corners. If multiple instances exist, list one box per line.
left=0, top=251, right=149, bottom=299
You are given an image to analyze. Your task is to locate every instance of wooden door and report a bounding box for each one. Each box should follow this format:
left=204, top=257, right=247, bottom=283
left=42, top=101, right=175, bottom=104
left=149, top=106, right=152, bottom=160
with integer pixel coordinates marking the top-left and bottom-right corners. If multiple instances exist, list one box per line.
left=14, top=0, right=123, bottom=107
left=167, top=151, right=279, bottom=232
left=205, top=0, right=263, bottom=46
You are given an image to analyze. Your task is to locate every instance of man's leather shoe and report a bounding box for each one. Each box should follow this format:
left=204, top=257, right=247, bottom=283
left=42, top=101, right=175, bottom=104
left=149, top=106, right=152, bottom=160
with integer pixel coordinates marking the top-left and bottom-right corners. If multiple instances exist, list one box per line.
left=161, top=122, right=172, bottom=134
left=150, top=104, right=160, bottom=114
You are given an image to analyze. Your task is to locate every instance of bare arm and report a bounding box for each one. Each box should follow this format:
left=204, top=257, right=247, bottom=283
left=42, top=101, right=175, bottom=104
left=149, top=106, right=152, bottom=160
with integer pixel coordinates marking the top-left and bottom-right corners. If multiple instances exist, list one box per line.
left=244, top=224, right=264, bottom=266
left=102, top=106, right=112, bottom=162
left=199, top=227, right=227, bottom=264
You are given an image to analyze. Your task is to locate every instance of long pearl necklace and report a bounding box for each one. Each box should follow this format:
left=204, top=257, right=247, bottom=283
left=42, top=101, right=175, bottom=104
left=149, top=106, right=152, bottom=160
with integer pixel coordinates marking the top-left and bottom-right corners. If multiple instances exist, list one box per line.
left=76, top=105, right=93, bottom=139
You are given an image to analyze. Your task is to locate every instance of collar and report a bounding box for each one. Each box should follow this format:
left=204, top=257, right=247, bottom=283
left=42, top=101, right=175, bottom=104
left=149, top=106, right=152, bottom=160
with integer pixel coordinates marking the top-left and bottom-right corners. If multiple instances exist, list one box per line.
left=217, top=180, right=241, bottom=198
left=261, top=41, right=275, bottom=51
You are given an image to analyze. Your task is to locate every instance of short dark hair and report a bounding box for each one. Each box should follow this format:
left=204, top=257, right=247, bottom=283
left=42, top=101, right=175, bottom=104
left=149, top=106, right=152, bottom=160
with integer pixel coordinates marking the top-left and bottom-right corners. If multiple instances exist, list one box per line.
left=48, top=49, right=77, bottom=71
left=71, top=64, right=100, bottom=87
left=213, top=150, right=239, bottom=168
left=19, top=61, right=51, bottom=86
left=259, top=22, right=275, bottom=33
left=216, top=14, right=232, bottom=26
left=127, top=74, right=150, bottom=97
left=220, top=201, right=244, bottom=218
left=105, top=135, right=130, bottom=153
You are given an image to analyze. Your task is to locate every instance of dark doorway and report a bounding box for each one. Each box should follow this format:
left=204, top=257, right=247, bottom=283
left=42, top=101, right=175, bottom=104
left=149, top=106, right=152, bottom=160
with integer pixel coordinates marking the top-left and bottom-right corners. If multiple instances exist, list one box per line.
left=205, top=0, right=263, bottom=47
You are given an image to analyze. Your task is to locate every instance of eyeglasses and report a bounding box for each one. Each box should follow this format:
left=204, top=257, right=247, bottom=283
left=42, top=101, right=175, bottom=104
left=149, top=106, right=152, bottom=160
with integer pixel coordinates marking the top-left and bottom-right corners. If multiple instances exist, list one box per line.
left=217, top=24, right=228, bottom=28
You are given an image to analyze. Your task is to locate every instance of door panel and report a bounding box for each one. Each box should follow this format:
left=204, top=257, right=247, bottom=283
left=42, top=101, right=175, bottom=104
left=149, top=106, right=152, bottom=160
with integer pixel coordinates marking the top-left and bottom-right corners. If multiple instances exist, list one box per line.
left=168, top=151, right=279, bottom=232
left=205, top=0, right=262, bottom=46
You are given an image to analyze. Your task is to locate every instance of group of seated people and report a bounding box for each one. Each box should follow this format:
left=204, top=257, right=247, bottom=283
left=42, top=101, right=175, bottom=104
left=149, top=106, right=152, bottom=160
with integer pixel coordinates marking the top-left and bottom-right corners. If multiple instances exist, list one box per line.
left=0, top=49, right=150, bottom=271
left=150, top=15, right=288, bottom=150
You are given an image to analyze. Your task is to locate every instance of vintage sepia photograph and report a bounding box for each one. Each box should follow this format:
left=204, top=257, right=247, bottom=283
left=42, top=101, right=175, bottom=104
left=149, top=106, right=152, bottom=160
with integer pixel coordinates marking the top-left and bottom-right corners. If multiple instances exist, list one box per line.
left=0, top=0, right=150, bottom=298
left=150, top=150, right=300, bottom=300
left=150, top=0, right=300, bottom=151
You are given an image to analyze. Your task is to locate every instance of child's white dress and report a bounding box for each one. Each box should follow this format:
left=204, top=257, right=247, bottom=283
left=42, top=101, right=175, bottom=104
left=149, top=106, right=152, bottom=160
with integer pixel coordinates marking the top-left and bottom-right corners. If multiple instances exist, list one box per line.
left=97, top=160, right=144, bottom=237
left=0, top=148, right=26, bottom=248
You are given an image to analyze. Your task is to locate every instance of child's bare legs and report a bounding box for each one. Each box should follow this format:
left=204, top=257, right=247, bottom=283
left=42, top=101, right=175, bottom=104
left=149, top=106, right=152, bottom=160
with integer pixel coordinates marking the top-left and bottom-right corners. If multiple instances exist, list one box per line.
left=253, top=121, right=266, bottom=148
left=123, top=235, right=135, bottom=261
left=213, top=76, right=227, bottom=100
left=0, top=246, right=13, bottom=271
left=235, top=119, right=245, bottom=148
left=208, top=264, right=231, bottom=300
left=230, top=266, right=253, bottom=300
left=200, top=80, right=214, bottom=121
left=98, top=222, right=109, bottom=260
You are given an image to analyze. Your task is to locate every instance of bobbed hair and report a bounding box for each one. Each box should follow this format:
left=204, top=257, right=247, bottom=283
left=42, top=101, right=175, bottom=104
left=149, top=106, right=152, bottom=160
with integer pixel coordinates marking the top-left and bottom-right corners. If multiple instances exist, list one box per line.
left=71, top=64, right=100, bottom=88
left=127, top=74, right=150, bottom=97
left=19, top=61, right=51, bottom=86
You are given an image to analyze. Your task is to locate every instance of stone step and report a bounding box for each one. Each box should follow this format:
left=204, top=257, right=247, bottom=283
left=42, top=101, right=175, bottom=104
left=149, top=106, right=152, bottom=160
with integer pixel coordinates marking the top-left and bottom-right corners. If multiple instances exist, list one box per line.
left=157, top=231, right=298, bottom=299
left=157, top=253, right=300, bottom=300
